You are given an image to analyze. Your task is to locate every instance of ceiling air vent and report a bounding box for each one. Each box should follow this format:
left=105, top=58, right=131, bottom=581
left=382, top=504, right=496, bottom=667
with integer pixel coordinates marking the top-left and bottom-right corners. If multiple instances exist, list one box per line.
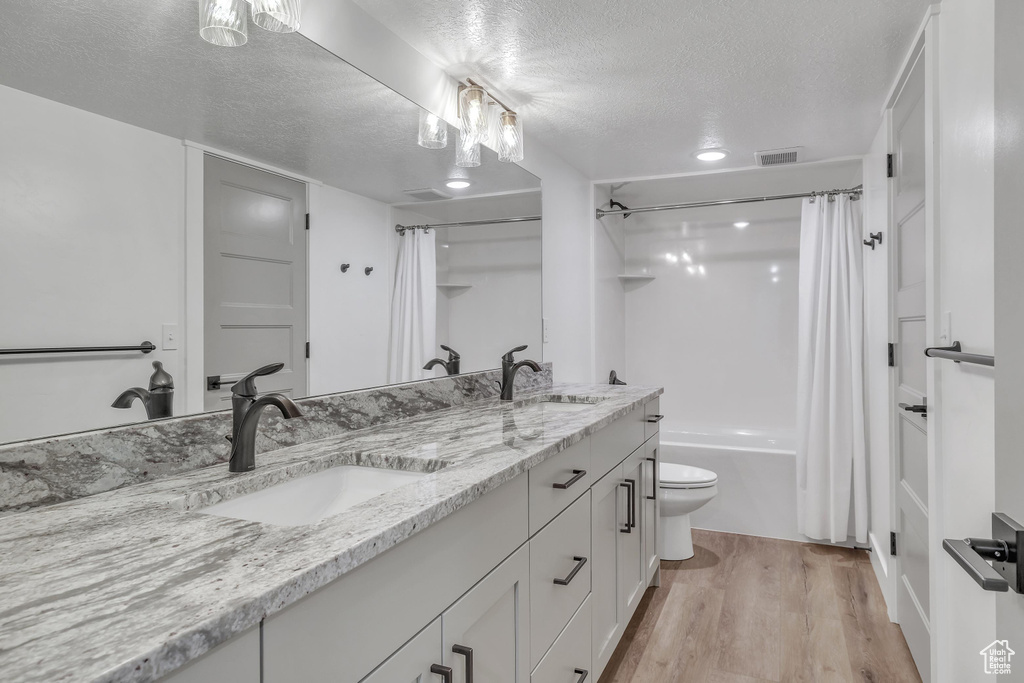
left=403, top=188, right=452, bottom=201
left=755, top=147, right=802, bottom=167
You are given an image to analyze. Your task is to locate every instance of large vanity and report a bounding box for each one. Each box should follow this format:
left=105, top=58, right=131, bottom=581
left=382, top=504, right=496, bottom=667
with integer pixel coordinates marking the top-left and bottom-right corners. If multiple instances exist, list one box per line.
left=0, top=378, right=663, bottom=682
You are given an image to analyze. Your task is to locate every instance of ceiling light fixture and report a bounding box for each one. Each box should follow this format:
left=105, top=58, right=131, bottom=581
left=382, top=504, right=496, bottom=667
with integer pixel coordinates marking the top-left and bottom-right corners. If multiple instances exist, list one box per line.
left=456, top=79, right=525, bottom=164
left=200, top=0, right=248, bottom=47
left=446, top=179, right=471, bottom=189
left=418, top=110, right=448, bottom=149
left=734, top=221, right=750, bottom=229
left=695, top=148, right=728, bottom=162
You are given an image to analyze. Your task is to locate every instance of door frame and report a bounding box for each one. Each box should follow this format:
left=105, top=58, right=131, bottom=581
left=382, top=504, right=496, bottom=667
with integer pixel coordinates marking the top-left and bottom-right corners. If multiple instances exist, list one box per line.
left=881, top=8, right=944, bottom=680
left=182, top=142, right=318, bottom=414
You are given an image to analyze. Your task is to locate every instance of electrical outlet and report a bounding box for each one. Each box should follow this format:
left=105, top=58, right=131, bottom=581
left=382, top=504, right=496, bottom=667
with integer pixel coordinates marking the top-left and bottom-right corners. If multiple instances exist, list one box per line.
left=543, top=318, right=550, bottom=343
left=162, top=324, right=179, bottom=351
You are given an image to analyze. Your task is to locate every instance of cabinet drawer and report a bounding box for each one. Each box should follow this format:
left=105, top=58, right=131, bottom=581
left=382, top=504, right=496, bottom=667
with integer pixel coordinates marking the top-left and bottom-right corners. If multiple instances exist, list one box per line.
left=591, top=408, right=644, bottom=479
left=531, top=596, right=592, bottom=683
left=644, top=397, right=662, bottom=441
left=529, top=437, right=591, bottom=536
left=530, top=491, right=591, bottom=669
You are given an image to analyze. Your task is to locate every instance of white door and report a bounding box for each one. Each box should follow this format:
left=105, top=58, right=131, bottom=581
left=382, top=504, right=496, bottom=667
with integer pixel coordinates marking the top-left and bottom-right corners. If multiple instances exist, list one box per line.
left=441, top=545, right=529, bottom=683
left=890, top=51, right=930, bottom=682
left=203, top=155, right=307, bottom=410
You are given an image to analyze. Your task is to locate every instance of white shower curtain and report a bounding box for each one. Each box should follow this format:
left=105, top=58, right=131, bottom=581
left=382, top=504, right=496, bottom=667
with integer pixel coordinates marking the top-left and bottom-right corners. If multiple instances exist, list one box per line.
left=796, top=193, right=868, bottom=544
left=388, top=229, right=436, bottom=383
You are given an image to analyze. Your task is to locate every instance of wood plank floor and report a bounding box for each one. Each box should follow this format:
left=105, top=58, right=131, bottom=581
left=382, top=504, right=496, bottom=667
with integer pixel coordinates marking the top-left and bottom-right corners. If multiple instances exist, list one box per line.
left=599, top=530, right=922, bottom=683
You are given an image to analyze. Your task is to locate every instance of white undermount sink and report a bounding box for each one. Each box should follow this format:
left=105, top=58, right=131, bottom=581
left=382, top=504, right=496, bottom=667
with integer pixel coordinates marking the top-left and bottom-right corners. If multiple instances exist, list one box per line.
left=197, top=466, right=428, bottom=527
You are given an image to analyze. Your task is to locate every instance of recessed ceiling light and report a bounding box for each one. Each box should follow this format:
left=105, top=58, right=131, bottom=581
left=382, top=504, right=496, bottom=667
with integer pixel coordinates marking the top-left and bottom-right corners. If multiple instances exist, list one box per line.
left=446, top=179, right=471, bottom=189
left=695, top=148, right=728, bottom=162
left=734, top=221, right=750, bottom=229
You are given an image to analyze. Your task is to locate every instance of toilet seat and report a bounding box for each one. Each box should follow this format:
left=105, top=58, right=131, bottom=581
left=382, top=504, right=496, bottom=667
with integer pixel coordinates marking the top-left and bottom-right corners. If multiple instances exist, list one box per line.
left=659, top=463, right=718, bottom=489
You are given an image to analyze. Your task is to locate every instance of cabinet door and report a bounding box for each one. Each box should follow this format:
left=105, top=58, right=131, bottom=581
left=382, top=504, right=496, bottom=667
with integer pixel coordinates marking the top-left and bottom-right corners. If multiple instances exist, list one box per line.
left=361, top=618, right=443, bottom=683
left=618, top=449, right=645, bottom=621
left=642, top=436, right=660, bottom=584
left=591, top=468, right=625, bottom=678
left=442, top=544, right=530, bottom=683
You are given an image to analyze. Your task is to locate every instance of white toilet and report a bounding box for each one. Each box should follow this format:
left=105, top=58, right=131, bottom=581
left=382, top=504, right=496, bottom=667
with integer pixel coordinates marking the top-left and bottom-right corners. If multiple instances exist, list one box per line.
left=659, top=463, right=719, bottom=561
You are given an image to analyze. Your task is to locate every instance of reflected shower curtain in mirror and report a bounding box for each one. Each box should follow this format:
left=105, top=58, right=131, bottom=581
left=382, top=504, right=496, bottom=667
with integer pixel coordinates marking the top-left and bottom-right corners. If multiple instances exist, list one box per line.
left=796, top=194, right=868, bottom=544
left=388, top=229, right=437, bottom=383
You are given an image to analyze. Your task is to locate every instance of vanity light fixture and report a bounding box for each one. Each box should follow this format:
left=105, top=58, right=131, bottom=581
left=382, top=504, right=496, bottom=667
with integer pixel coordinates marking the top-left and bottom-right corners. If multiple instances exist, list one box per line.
left=418, top=111, right=448, bottom=149
left=250, top=0, right=301, bottom=33
left=200, top=0, right=248, bottom=47
left=455, top=129, right=481, bottom=168
left=446, top=179, right=471, bottom=189
left=458, top=85, right=489, bottom=144
left=456, top=79, right=526, bottom=164
left=695, top=148, right=728, bottom=162
left=497, top=111, right=524, bottom=163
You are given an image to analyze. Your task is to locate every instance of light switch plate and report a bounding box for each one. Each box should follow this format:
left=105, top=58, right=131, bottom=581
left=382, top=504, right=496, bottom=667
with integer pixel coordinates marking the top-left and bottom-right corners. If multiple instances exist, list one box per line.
left=162, top=324, right=179, bottom=351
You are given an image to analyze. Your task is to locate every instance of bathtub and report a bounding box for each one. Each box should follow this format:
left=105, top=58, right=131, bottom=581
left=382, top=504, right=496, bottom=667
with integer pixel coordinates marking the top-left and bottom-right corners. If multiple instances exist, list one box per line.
left=659, top=427, right=805, bottom=542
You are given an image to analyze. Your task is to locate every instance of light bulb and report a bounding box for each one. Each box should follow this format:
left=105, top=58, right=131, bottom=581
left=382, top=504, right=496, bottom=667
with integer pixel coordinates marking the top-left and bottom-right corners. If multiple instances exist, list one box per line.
left=497, top=111, right=524, bottom=163
left=458, top=86, right=488, bottom=144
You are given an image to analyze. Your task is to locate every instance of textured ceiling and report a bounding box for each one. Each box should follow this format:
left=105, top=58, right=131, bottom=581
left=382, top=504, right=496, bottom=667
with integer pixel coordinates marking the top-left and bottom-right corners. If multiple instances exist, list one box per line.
left=352, top=0, right=931, bottom=179
left=0, top=0, right=538, bottom=204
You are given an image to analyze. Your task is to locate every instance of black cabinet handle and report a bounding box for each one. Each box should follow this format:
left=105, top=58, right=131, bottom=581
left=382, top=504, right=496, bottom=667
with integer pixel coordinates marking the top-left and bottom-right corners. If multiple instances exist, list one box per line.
left=452, top=644, right=474, bottom=683
left=646, top=414, right=664, bottom=423
left=619, top=482, right=632, bottom=533
left=645, top=456, right=657, bottom=500
left=574, top=669, right=589, bottom=682
left=899, top=403, right=927, bottom=414
left=430, top=664, right=453, bottom=683
left=625, top=478, right=636, bottom=528
left=554, top=556, right=588, bottom=585
left=553, top=469, right=587, bottom=490
left=943, top=539, right=1010, bottom=592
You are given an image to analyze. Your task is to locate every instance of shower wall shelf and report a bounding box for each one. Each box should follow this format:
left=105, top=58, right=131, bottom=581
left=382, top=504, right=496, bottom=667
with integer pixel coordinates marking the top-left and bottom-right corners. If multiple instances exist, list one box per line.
left=617, top=275, right=656, bottom=282
left=436, top=283, right=473, bottom=289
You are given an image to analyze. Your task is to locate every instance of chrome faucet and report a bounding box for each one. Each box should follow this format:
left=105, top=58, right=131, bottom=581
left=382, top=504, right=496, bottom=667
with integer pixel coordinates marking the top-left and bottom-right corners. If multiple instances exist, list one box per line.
left=112, top=361, right=174, bottom=420
left=423, top=345, right=461, bottom=376
left=227, top=363, right=303, bottom=473
left=499, top=345, right=542, bottom=401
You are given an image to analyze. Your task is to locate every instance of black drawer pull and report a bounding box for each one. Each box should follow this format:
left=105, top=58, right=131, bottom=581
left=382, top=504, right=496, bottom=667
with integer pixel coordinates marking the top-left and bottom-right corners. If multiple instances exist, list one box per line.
left=619, top=482, right=632, bottom=533
left=452, top=644, right=473, bottom=683
left=646, top=414, right=664, bottom=423
left=645, top=457, right=657, bottom=500
left=553, top=469, right=587, bottom=490
left=574, top=669, right=589, bottom=683
left=899, top=402, right=927, bottom=414
left=625, top=478, right=636, bottom=528
left=430, top=664, right=453, bottom=683
left=554, top=556, right=588, bottom=585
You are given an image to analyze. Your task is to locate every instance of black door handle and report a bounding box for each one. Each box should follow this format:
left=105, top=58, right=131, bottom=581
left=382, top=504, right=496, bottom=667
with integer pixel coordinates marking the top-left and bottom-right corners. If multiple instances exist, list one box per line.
left=452, top=644, right=473, bottom=683
left=574, top=669, right=589, bottom=682
left=430, top=664, right=453, bottom=683
left=899, top=403, right=927, bottom=414
left=943, top=539, right=1009, bottom=591
left=554, top=556, right=588, bottom=585
left=553, top=469, right=587, bottom=490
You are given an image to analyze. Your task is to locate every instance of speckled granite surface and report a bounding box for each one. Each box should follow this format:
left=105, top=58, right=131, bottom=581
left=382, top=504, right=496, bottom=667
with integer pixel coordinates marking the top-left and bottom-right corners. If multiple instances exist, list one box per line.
left=0, top=381, right=660, bottom=683
left=0, top=365, right=552, bottom=512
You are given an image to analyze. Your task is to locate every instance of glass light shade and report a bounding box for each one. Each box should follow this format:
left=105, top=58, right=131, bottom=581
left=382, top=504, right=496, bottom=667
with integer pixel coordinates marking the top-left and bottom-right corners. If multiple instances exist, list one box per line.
left=458, top=85, right=489, bottom=144
left=417, top=110, right=448, bottom=149
left=251, top=0, right=301, bottom=33
left=455, top=129, right=481, bottom=168
left=496, top=111, right=524, bottom=163
left=200, top=0, right=248, bottom=47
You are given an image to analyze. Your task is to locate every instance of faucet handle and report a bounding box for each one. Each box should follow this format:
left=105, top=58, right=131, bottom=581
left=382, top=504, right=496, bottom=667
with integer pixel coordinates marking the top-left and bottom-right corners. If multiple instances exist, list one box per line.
left=440, top=344, right=461, bottom=361
left=231, top=362, right=284, bottom=397
left=502, top=345, right=528, bottom=363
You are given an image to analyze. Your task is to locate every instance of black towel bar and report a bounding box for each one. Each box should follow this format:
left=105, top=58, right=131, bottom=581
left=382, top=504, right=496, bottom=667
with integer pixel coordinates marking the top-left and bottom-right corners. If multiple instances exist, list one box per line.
left=0, top=341, right=156, bottom=356
left=924, top=341, right=994, bottom=367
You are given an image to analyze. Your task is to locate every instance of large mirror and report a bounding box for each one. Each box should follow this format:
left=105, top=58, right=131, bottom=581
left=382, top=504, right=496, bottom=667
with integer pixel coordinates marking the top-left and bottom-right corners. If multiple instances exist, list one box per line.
left=0, top=1, right=542, bottom=443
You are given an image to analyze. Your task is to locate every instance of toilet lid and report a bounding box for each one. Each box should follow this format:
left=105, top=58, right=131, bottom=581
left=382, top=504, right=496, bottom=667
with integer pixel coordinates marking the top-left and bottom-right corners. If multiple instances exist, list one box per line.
left=660, top=463, right=718, bottom=489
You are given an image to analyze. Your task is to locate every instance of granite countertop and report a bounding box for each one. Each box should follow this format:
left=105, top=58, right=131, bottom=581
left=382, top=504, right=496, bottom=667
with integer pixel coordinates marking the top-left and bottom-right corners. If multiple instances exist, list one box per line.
left=0, top=382, right=661, bottom=682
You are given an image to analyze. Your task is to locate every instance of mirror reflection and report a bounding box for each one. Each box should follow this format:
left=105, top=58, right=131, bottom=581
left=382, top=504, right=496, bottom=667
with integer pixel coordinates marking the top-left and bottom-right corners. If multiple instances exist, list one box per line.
left=0, top=0, right=542, bottom=444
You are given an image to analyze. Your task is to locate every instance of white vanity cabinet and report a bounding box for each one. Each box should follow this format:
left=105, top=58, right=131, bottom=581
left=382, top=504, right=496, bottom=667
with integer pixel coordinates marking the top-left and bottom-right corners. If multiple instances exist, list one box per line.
left=360, top=619, right=442, bottom=683
left=642, top=436, right=660, bottom=584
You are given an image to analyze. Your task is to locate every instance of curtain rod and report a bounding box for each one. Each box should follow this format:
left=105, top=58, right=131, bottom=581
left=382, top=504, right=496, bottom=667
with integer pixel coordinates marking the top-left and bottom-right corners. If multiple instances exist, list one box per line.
left=394, top=215, right=541, bottom=234
left=595, top=186, right=864, bottom=219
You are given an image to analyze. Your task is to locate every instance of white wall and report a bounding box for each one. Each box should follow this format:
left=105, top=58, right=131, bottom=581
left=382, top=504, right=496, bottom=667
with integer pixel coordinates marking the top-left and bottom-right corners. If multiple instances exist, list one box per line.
left=862, top=115, right=895, bottom=613
left=593, top=186, right=626, bottom=382
left=931, top=2, right=998, bottom=679
left=434, top=223, right=542, bottom=373
left=308, top=184, right=392, bottom=394
left=0, top=84, right=185, bottom=442
left=624, top=203, right=801, bottom=434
